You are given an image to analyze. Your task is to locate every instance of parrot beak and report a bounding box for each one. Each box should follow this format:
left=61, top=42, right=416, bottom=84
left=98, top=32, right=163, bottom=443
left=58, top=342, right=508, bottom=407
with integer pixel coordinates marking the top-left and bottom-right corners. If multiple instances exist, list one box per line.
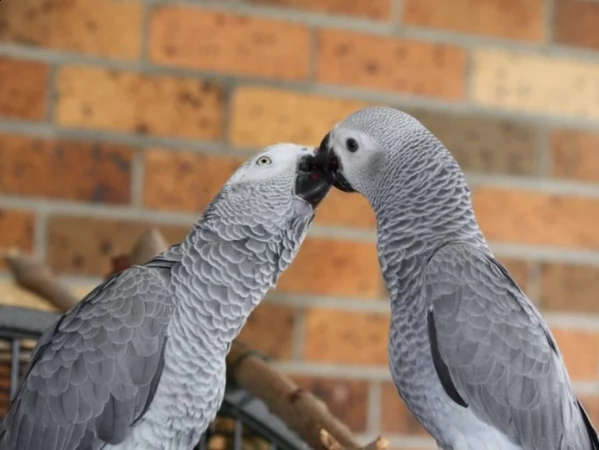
left=294, top=150, right=333, bottom=208
left=315, top=132, right=356, bottom=193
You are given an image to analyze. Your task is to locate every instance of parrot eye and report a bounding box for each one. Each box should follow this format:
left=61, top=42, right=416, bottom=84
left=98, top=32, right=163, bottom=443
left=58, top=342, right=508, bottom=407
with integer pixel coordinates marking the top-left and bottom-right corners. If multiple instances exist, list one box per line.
left=256, top=156, right=272, bottom=166
left=346, top=138, right=359, bottom=153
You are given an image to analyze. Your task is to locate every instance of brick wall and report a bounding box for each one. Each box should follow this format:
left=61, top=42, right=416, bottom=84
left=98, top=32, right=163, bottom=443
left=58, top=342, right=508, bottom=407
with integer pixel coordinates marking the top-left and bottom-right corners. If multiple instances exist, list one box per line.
left=1, top=0, right=599, bottom=448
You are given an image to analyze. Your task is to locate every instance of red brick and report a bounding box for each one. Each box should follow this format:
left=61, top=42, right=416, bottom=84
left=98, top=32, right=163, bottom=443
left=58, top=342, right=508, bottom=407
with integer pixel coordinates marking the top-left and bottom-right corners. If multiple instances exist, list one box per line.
left=403, top=0, right=544, bottom=42
left=237, top=303, right=295, bottom=359
left=380, top=382, right=428, bottom=435
left=550, top=327, right=599, bottom=381
left=143, top=149, right=243, bottom=212
left=304, top=308, right=389, bottom=365
left=55, top=66, right=224, bottom=139
left=540, top=263, right=599, bottom=314
left=316, top=29, right=466, bottom=100
left=499, top=258, right=531, bottom=292
left=0, top=134, right=133, bottom=204
left=555, top=0, right=599, bottom=51
left=0, top=0, right=142, bottom=59
left=0, top=58, right=48, bottom=121
left=277, top=238, right=382, bottom=299
left=0, top=210, right=35, bottom=271
left=47, top=216, right=189, bottom=276
left=149, top=7, right=310, bottom=80
left=550, top=129, right=599, bottom=183
left=289, top=375, right=368, bottom=432
left=244, top=0, right=391, bottom=20
left=473, top=187, right=599, bottom=250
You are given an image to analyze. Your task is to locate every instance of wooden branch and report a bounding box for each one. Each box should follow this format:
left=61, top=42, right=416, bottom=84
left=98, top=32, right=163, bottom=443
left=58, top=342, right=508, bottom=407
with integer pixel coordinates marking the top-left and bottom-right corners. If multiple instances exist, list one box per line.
left=2, top=248, right=79, bottom=311
left=1, top=230, right=388, bottom=450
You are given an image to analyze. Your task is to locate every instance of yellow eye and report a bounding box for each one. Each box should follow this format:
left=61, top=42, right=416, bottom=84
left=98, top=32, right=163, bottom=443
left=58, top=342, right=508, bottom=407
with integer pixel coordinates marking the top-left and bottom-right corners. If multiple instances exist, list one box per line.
left=256, top=156, right=272, bottom=166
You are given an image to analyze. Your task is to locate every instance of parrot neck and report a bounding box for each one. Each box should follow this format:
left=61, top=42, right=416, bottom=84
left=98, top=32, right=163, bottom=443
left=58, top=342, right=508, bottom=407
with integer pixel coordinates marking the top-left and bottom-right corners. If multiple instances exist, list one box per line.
left=370, top=154, right=488, bottom=306
left=168, top=223, right=288, bottom=355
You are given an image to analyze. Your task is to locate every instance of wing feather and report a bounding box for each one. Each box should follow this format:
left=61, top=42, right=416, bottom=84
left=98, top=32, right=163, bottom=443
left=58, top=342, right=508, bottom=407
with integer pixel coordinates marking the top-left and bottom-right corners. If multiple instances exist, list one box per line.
left=0, top=263, right=175, bottom=450
left=425, top=244, right=598, bottom=449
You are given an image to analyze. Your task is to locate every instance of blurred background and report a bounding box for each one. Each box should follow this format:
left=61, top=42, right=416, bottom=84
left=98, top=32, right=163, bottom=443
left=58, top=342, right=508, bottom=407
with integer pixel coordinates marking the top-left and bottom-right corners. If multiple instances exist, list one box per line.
left=1, top=0, right=599, bottom=448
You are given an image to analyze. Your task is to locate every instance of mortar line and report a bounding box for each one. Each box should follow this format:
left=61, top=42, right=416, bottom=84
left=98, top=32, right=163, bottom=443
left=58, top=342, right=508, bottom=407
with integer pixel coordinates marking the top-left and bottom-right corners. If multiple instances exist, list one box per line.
left=33, top=210, right=48, bottom=262
left=545, top=0, right=557, bottom=46
left=306, top=27, right=319, bottom=82
left=44, top=64, right=58, bottom=123
left=139, top=1, right=153, bottom=63
left=366, top=381, right=382, bottom=434
left=536, top=123, right=552, bottom=177
left=130, top=146, right=146, bottom=209
left=390, top=0, right=404, bottom=26
left=291, top=307, right=307, bottom=362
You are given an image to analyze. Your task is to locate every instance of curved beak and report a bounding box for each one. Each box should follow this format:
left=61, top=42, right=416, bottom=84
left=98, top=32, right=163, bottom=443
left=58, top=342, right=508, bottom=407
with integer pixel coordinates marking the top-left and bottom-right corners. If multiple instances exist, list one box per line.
left=314, top=133, right=356, bottom=193
left=294, top=150, right=333, bottom=208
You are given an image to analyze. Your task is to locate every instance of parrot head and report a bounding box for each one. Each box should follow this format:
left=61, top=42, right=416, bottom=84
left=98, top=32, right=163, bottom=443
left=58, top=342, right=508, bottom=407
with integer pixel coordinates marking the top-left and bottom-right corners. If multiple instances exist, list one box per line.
left=314, top=106, right=447, bottom=202
left=203, top=143, right=333, bottom=232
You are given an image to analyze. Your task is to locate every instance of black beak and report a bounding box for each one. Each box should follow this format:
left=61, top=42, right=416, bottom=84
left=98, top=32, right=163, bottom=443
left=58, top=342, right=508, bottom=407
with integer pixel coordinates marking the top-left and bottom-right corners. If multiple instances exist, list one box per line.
left=295, top=151, right=333, bottom=208
left=314, top=132, right=356, bottom=193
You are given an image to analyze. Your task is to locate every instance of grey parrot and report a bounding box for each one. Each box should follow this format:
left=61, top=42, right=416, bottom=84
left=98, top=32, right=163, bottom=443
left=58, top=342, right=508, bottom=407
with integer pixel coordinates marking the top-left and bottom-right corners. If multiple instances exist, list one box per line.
left=0, top=143, right=332, bottom=450
left=314, top=106, right=599, bottom=450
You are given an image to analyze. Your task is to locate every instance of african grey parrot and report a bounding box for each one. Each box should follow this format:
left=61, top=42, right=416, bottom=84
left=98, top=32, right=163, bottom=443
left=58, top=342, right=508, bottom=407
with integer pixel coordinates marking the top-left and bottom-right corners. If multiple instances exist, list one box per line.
left=0, top=143, right=332, bottom=450
left=314, top=106, right=599, bottom=450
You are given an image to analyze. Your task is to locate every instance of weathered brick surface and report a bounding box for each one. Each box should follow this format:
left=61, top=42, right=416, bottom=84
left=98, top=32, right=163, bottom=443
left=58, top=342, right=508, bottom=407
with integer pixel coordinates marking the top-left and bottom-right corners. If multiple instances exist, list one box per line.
left=403, top=0, right=544, bottom=42
left=0, top=134, right=133, bottom=204
left=229, top=86, right=368, bottom=149
left=55, top=67, right=224, bottom=139
left=498, top=258, right=531, bottom=293
left=144, top=149, right=244, bottom=212
left=473, top=187, right=599, bottom=250
left=47, top=216, right=189, bottom=276
left=278, top=238, right=382, bottom=299
left=149, top=7, right=310, bottom=80
left=245, top=0, right=390, bottom=19
left=471, top=50, right=599, bottom=119
left=550, top=327, right=599, bottom=381
left=540, top=263, right=599, bottom=314
left=554, top=0, right=599, bottom=51
left=303, top=308, right=388, bottom=364
left=289, top=375, right=368, bottom=431
left=0, top=210, right=35, bottom=271
left=237, top=303, right=295, bottom=359
left=550, top=129, right=599, bottom=183
left=0, top=58, right=48, bottom=121
left=316, top=30, right=466, bottom=100
left=0, top=0, right=142, bottom=59
left=407, top=108, right=539, bottom=175
left=380, top=382, right=428, bottom=435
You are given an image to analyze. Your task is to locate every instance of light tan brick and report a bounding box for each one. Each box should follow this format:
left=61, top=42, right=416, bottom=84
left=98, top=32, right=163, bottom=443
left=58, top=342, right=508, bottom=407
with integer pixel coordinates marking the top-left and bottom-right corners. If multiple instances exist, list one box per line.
left=143, top=149, right=244, bottom=212
left=55, top=66, right=224, bottom=139
left=149, top=7, right=310, bottom=80
left=0, top=210, right=35, bottom=271
left=244, top=0, right=391, bottom=20
left=471, top=50, right=599, bottom=119
left=316, top=29, right=466, bottom=100
left=47, top=216, right=189, bottom=276
left=0, top=58, right=48, bottom=121
left=229, top=86, right=368, bottom=149
left=540, top=263, right=599, bottom=314
left=555, top=0, right=599, bottom=51
left=0, top=281, right=58, bottom=312
left=380, top=382, right=428, bottom=435
left=403, top=0, right=544, bottom=42
left=303, top=308, right=389, bottom=365
left=0, top=0, right=142, bottom=59
left=277, top=238, right=382, bottom=299
left=550, top=327, right=599, bottom=381
left=0, top=134, right=133, bottom=204
left=473, top=187, right=599, bottom=250
left=550, top=129, right=599, bottom=183
left=237, top=303, right=295, bottom=359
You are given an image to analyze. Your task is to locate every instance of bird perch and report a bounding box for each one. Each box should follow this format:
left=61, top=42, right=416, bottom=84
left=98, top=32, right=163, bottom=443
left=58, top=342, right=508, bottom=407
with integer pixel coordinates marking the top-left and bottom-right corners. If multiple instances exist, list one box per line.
left=2, top=229, right=387, bottom=450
